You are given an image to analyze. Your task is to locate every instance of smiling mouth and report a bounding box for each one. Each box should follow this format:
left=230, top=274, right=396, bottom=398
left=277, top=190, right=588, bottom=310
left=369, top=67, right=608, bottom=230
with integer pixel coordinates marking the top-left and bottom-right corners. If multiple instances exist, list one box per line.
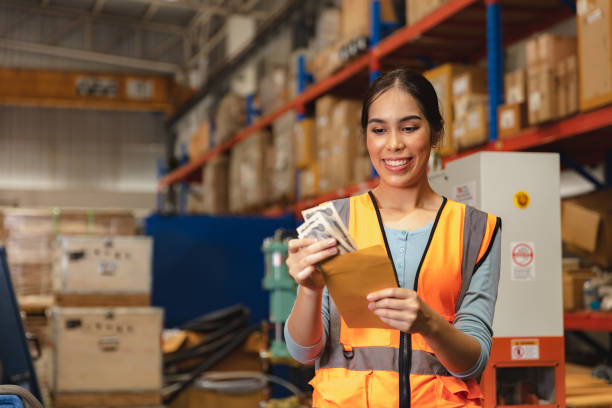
left=383, top=158, right=413, bottom=168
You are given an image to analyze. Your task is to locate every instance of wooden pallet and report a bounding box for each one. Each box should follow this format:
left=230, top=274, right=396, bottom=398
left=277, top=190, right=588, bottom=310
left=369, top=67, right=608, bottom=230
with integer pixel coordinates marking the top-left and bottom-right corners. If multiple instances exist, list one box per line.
left=53, top=391, right=161, bottom=408
left=55, top=293, right=150, bottom=307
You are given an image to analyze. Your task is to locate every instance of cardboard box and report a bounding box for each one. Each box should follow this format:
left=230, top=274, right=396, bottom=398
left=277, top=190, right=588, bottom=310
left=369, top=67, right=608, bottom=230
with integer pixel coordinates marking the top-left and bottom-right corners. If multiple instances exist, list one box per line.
left=562, top=189, right=612, bottom=267
left=578, top=0, right=612, bottom=111
left=52, top=236, right=152, bottom=302
left=342, top=0, right=397, bottom=40
left=504, top=70, right=526, bottom=105
left=315, top=96, right=338, bottom=149
left=3, top=209, right=135, bottom=236
left=203, top=156, right=229, bottom=214
left=52, top=307, right=163, bottom=393
left=354, top=155, right=373, bottom=184
left=498, top=103, right=528, bottom=140
left=537, top=33, right=576, bottom=66
left=526, top=33, right=576, bottom=68
left=310, top=41, right=344, bottom=82
left=298, top=165, right=319, bottom=199
left=188, top=121, right=210, bottom=161
left=527, top=64, right=558, bottom=125
left=454, top=94, right=488, bottom=120
left=423, top=63, right=466, bottom=156
left=259, top=66, right=289, bottom=115
left=454, top=103, right=488, bottom=151
left=294, top=119, right=315, bottom=169
left=331, top=99, right=361, bottom=128
left=271, top=114, right=296, bottom=201
left=314, top=8, right=341, bottom=53
left=563, top=269, right=597, bottom=311
left=9, top=263, right=52, bottom=297
left=557, top=55, right=579, bottom=118
left=215, top=92, right=246, bottom=145
left=408, top=0, right=450, bottom=26
left=452, top=66, right=487, bottom=99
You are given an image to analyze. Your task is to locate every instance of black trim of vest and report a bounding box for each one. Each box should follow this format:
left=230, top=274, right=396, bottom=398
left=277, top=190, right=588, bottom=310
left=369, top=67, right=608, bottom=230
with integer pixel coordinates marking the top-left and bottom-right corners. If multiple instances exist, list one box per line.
left=366, top=191, right=447, bottom=408
left=473, top=216, right=502, bottom=273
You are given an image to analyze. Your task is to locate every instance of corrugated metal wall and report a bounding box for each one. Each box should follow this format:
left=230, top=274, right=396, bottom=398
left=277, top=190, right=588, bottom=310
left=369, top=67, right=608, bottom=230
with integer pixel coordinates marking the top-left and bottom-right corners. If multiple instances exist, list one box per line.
left=0, top=105, right=165, bottom=194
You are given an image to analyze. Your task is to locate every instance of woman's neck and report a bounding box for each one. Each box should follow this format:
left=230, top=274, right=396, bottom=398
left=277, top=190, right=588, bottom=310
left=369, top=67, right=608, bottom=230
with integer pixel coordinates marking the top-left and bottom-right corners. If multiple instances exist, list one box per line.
left=373, top=176, right=441, bottom=213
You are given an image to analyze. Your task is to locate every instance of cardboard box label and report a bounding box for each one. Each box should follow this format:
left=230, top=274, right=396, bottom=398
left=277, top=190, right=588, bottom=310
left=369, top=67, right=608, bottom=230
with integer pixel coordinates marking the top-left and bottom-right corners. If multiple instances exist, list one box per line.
left=576, top=0, right=588, bottom=16
left=467, top=110, right=480, bottom=130
left=500, top=109, right=516, bottom=129
left=453, top=76, right=468, bottom=96
left=529, top=92, right=542, bottom=111
left=511, top=241, right=536, bottom=281
left=508, top=86, right=522, bottom=105
left=587, top=7, right=603, bottom=24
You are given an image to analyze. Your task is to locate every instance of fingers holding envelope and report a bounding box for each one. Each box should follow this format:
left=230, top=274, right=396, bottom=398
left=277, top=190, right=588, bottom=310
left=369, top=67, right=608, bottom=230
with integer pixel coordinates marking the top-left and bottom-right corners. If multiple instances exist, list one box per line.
left=286, top=238, right=338, bottom=292
left=367, top=288, right=430, bottom=333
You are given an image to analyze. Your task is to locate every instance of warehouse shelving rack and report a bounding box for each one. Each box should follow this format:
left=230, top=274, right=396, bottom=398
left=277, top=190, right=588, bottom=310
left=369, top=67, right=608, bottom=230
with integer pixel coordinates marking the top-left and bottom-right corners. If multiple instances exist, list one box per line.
left=158, top=0, right=611, bottom=215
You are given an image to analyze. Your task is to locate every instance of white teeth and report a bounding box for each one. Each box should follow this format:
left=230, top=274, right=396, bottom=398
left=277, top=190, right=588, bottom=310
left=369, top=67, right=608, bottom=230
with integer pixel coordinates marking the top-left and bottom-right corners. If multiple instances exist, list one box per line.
left=385, top=159, right=409, bottom=166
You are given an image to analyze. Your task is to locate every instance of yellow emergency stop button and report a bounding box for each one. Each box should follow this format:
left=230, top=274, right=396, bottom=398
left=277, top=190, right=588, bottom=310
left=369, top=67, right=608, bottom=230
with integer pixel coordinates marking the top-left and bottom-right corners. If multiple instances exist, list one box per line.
left=514, top=191, right=530, bottom=209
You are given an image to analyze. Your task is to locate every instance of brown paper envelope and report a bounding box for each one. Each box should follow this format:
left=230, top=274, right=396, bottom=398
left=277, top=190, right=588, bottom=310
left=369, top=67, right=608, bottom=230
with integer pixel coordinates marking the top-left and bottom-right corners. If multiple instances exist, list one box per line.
left=321, top=245, right=398, bottom=329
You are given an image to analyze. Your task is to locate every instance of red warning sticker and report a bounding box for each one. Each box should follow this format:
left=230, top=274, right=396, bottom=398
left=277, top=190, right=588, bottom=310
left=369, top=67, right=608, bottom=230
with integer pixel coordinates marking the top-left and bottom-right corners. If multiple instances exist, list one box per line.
left=511, top=242, right=535, bottom=281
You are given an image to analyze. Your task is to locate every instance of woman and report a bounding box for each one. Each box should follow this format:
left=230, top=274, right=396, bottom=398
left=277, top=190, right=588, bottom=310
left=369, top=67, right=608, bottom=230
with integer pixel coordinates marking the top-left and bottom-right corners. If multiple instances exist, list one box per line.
left=285, top=69, right=502, bottom=408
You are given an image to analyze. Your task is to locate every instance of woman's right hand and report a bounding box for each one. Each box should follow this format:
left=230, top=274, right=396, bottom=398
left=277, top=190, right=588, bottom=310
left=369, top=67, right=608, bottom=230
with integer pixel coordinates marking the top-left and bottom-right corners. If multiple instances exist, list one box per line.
left=286, top=238, right=338, bottom=293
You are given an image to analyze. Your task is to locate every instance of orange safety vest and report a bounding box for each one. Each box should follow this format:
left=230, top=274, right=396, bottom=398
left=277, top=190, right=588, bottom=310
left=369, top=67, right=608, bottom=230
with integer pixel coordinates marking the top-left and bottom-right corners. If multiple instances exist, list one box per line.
left=310, top=191, right=501, bottom=408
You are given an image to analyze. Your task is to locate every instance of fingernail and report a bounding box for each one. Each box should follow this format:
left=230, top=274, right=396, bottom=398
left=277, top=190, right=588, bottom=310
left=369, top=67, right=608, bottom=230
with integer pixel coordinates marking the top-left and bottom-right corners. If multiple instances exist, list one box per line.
left=327, top=238, right=335, bottom=244
left=366, top=294, right=373, bottom=301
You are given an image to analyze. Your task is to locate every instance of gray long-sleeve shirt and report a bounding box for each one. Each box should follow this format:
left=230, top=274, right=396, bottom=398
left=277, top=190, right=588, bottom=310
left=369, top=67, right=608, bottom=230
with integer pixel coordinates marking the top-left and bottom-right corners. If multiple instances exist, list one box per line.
left=284, top=220, right=501, bottom=379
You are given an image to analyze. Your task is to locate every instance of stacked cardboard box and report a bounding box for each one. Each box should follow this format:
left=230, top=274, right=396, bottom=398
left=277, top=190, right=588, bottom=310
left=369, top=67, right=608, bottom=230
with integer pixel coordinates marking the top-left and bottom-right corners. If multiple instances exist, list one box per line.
left=561, top=188, right=612, bottom=268
left=202, top=156, right=229, bottom=214
left=50, top=232, right=161, bottom=407
left=188, top=120, right=210, bottom=161
left=526, top=33, right=576, bottom=125
left=314, top=97, right=368, bottom=194
left=577, top=0, right=612, bottom=111
left=215, top=92, right=246, bottom=146
left=341, top=0, right=398, bottom=40
left=451, top=66, right=489, bottom=151
left=423, top=63, right=466, bottom=157
left=498, top=70, right=528, bottom=139
left=562, top=262, right=597, bottom=311
left=228, top=131, right=272, bottom=212
left=3, top=209, right=135, bottom=300
left=259, top=66, right=289, bottom=115
left=407, top=0, right=450, bottom=26
left=51, top=307, right=163, bottom=408
left=271, top=112, right=296, bottom=202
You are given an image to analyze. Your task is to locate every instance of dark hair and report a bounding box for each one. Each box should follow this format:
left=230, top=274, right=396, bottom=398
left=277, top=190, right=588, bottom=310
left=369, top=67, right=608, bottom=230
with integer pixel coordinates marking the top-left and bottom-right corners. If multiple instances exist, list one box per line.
left=361, top=68, right=443, bottom=147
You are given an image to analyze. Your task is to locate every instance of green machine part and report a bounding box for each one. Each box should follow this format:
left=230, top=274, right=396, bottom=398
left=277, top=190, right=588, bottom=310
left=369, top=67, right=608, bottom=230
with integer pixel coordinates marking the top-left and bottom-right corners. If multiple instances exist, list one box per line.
left=262, top=232, right=297, bottom=359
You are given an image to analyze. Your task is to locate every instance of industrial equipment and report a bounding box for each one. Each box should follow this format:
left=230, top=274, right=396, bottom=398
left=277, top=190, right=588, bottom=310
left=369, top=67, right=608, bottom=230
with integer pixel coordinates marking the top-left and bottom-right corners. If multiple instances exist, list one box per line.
left=262, top=230, right=297, bottom=359
left=430, top=152, right=564, bottom=407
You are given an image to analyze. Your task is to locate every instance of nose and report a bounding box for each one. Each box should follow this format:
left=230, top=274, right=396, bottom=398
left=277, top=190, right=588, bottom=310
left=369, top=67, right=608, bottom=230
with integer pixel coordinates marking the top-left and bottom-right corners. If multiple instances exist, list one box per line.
left=386, top=129, right=405, bottom=151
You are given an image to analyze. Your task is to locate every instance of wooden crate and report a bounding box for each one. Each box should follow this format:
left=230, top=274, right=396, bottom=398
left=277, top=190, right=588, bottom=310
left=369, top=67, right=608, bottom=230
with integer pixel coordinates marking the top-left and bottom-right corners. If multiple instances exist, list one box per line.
left=53, top=236, right=152, bottom=307
left=53, top=392, right=162, bottom=408
left=51, top=307, right=163, bottom=394
left=9, top=263, right=53, bottom=296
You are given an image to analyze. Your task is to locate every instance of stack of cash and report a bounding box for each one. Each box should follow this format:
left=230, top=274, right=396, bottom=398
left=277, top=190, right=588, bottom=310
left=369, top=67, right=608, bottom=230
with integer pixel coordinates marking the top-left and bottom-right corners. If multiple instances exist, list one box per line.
left=297, top=203, right=357, bottom=253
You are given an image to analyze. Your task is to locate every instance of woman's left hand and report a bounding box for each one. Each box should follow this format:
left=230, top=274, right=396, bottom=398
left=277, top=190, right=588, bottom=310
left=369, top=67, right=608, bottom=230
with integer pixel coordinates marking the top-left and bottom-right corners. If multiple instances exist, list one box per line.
left=367, top=288, right=434, bottom=334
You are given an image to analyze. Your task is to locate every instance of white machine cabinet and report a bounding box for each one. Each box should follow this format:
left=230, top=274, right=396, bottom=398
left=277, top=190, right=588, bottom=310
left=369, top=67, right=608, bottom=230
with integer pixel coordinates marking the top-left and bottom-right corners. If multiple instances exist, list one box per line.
left=429, top=152, right=565, bottom=407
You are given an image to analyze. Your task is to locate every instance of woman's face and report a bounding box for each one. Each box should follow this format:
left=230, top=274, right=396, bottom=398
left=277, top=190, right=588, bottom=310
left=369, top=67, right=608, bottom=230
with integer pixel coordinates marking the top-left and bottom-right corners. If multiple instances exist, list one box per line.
left=366, top=87, right=433, bottom=189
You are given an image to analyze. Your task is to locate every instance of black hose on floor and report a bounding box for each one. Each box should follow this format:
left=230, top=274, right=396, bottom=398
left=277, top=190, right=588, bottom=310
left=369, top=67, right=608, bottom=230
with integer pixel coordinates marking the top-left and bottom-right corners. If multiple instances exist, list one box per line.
left=162, top=304, right=258, bottom=404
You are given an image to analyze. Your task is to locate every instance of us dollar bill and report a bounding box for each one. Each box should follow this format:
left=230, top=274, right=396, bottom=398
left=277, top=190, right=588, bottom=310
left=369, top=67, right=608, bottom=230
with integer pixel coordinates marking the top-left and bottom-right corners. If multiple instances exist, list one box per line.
left=299, top=213, right=353, bottom=254
left=301, top=202, right=357, bottom=251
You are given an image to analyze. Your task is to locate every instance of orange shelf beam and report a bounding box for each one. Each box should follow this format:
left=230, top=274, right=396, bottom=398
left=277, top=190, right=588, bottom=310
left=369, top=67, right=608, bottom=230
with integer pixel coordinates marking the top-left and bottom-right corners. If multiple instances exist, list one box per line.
left=443, top=104, right=612, bottom=165
left=564, top=311, right=612, bottom=332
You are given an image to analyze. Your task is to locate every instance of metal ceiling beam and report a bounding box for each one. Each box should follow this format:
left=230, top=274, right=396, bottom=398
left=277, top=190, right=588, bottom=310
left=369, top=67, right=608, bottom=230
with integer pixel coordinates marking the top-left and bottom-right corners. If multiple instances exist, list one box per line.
left=92, top=0, right=106, bottom=15
left=142, top=3, right=161, bottom=21
left=0, top=38, right=180, bottom=73
left=149, top=35, right=182, bottom=60
left=0, top=0, right=186, bottom=36
left=126, top=0, right=268, bottom=17
left=48, top=16, right=87, bottom=46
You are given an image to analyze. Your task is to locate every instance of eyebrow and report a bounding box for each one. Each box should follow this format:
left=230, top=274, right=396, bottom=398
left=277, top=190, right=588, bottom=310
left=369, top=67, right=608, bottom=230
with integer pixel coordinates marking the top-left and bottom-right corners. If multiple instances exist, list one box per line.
left=367, top=115, right=422, bottom=125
